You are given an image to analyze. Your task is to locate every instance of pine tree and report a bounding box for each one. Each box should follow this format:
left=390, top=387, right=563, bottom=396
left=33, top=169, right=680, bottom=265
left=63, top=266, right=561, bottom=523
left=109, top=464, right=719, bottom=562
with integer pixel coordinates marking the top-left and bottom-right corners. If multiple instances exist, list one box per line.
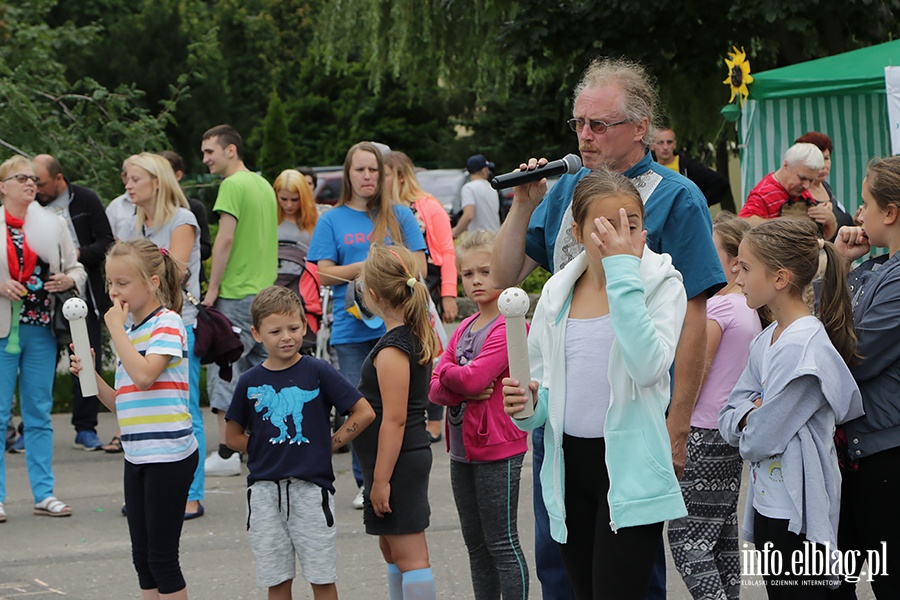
left=257, top=90, right=295, bottom=182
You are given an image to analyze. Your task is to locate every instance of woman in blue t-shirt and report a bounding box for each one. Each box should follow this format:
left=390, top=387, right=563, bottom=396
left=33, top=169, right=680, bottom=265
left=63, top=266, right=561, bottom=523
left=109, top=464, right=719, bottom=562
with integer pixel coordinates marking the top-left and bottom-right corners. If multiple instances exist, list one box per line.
left=308, top=142, right=427, bottom=504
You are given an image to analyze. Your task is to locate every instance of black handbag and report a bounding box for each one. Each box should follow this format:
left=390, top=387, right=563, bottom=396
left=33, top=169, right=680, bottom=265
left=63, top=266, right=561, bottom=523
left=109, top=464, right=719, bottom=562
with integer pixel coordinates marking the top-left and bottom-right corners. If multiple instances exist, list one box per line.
left=183, top=289, right=243, bottom=382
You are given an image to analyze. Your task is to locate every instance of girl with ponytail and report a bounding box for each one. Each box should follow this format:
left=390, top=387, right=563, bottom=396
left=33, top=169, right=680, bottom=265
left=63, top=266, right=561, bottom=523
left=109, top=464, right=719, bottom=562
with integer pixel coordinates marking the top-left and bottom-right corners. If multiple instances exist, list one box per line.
left=352, top=243, right=438, bottom=600
left=70, top=238, right=197, bottom=598
left=718, top=218, right=863, bottom=595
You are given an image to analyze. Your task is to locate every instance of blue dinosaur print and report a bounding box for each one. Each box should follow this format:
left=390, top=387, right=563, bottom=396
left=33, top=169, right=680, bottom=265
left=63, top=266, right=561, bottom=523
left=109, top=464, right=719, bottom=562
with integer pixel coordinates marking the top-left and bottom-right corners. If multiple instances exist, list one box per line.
left=249, top=384, right=320, bottom=445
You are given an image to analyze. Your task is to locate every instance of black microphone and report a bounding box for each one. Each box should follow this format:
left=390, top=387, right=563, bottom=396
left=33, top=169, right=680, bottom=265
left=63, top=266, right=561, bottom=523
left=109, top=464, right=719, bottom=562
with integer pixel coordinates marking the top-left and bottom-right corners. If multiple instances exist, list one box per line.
left=489, top=154, right=583, bottom=190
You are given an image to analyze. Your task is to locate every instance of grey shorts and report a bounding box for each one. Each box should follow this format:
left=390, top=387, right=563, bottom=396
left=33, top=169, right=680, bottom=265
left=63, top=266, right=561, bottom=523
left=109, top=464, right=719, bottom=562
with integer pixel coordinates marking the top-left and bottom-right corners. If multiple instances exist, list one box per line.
left=247, top=479, right=337, bottom=588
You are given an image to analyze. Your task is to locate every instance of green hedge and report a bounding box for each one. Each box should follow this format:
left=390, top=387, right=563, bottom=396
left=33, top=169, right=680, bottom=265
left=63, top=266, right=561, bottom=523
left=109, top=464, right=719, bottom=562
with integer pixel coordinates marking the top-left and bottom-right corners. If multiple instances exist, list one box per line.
left=27, top=369, right=211, bottom=415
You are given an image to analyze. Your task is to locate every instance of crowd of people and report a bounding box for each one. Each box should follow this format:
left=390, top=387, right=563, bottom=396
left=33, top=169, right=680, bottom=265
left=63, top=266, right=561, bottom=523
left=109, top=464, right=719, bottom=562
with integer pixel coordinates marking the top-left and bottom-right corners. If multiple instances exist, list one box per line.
left=0, top=53, right=898, bottom=600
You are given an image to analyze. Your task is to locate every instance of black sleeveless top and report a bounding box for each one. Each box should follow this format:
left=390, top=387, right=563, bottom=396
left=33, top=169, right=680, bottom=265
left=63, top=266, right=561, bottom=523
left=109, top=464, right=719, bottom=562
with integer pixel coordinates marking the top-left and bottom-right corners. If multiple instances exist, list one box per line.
left=355, top=325, right=432, bottom=458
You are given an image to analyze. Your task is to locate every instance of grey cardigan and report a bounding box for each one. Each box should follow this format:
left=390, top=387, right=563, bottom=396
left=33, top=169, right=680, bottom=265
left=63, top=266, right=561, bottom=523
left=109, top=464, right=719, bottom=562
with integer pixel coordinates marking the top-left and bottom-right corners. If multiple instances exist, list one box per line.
left=0, top=203, right=87, bottom=338
left=844, top=252, right=900, bottom=458
left=718, top=317, right=863, bottom=551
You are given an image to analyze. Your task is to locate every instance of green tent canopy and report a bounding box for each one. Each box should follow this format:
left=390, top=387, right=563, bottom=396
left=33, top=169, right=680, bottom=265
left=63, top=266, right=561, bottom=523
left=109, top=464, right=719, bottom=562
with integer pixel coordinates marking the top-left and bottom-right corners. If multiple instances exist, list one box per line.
left=750, top=40, right=900, bottom=100
left=739, top=40, right=898, bottom=213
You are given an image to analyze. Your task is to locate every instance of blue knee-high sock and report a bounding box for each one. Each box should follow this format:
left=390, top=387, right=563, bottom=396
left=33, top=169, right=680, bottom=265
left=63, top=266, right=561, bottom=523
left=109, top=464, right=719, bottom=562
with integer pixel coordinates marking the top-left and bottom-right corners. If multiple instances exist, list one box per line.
left=387, top=563, right=402, bottom=600
left=401, top=567, right=436, bottom=600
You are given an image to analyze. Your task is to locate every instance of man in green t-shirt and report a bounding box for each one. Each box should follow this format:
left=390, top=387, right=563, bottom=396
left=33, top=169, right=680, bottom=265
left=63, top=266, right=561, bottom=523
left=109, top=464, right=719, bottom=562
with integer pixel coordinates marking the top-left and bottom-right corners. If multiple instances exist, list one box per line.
left=200, top=124, right=278, bottom=477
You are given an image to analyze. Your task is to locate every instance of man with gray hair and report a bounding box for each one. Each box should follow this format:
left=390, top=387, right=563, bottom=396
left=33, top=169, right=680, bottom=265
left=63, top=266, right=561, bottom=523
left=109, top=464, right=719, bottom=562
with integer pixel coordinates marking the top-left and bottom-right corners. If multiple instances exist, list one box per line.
left=740, top=143, right=834, bottom=236
left=493, top=57, right=725, bottom=599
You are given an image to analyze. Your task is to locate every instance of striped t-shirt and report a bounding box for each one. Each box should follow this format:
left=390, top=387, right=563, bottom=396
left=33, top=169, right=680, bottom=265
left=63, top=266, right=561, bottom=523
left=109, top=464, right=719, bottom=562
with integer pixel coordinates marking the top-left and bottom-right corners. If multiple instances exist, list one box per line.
left=115, top=307, right=197, bottom=464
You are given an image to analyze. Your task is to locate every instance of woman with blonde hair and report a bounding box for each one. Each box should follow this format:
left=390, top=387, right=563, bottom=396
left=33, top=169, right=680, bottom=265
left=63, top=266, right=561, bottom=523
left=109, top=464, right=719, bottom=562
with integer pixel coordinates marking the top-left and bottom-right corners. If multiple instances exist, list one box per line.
left=124, top=152, right=206, bottom=520
left=273, top=168, right=317, bottom=255
left=384, top=150, right=457, bottom=443
left=0, top=155, right=86, bottom=521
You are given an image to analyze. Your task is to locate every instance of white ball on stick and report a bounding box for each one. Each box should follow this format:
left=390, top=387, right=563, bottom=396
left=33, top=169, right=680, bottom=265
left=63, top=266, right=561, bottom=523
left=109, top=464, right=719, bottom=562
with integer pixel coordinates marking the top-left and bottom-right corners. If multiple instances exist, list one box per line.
left=498, top=288, right=533, bottom=419
left=63, top=297, right=98, bottom=398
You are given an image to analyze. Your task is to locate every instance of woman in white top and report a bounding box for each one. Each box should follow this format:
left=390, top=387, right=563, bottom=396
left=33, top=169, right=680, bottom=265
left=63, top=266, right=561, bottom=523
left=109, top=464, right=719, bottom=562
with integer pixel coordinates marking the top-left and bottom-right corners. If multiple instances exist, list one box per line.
left=125, top=152, right=205, bottom=520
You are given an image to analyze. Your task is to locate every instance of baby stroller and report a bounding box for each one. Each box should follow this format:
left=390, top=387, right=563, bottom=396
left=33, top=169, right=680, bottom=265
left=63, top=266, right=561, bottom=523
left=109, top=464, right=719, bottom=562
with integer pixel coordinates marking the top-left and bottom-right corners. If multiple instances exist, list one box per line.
left=275, top=242, right=323, bottom=356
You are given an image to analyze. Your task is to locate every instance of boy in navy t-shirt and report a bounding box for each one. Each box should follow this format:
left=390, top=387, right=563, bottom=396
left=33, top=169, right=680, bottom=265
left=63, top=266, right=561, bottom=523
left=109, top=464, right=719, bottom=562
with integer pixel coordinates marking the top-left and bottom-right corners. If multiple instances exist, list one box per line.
left=226, top=286, right=374, bottom=600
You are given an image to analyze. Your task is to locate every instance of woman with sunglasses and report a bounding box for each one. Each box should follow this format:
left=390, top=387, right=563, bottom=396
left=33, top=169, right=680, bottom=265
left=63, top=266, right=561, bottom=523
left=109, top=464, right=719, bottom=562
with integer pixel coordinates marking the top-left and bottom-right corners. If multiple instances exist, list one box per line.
left=0, top=155, right=86, bottom=522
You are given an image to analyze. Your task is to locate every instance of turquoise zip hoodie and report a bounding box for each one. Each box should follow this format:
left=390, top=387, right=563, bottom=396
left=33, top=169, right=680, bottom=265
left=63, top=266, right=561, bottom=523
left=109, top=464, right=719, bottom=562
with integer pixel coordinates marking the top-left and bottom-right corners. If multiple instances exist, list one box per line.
left=514, top=249, right=688, bottom=542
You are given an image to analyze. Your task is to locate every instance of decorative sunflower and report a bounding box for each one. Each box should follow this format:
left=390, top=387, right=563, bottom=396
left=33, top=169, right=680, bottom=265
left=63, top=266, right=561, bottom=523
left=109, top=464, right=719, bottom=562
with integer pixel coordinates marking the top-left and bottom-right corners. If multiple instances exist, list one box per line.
left=723, top=46, right=754, bottom=106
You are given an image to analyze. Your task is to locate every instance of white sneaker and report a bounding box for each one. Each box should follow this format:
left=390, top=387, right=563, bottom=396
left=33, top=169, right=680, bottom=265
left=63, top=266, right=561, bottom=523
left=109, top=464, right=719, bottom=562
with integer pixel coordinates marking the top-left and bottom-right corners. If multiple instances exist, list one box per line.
left=352, top=486, right=365, bottom=510
left=204, top=451, right=241, bottom=477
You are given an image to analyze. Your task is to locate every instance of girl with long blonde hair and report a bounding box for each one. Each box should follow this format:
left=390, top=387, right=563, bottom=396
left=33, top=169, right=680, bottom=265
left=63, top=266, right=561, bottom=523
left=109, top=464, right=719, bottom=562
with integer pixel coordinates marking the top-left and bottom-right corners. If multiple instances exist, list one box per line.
left=354, top=243, right=439, bottom=600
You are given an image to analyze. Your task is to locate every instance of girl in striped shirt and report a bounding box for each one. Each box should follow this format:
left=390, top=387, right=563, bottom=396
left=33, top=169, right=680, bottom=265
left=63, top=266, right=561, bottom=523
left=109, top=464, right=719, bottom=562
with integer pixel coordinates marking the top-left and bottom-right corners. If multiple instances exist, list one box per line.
left=71, top=239, right=197, bottom=600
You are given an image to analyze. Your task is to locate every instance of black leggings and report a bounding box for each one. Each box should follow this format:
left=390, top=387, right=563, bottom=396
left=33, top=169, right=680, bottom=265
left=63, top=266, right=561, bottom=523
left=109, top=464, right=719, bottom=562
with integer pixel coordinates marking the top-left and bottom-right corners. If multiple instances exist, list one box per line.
left=124, top=451, right=198, bottom=594
left=830, top=445, right=900, bottom=598
left=752, top=510, right=830, bottom=599
left=560, top=435, right=663, bottom=600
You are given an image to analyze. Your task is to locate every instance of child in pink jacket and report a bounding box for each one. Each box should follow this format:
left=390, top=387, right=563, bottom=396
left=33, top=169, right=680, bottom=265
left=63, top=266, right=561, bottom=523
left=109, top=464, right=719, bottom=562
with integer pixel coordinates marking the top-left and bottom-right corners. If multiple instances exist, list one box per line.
left=429, top=230, right=529, bottom=599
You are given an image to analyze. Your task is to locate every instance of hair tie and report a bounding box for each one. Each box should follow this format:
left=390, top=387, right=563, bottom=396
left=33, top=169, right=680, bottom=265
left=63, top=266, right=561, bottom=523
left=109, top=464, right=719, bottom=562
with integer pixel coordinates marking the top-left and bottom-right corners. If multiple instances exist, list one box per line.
left=406, top=277, right=417, bottom=289
left=817, top=238, right=825, bottom=250
left=159, top=247, right=170, bottom=257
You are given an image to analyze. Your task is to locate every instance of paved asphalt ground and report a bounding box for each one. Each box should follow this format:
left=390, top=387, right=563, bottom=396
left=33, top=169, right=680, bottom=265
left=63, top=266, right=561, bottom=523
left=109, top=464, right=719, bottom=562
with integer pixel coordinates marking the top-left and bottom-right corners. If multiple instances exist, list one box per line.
left=1, top=411, right=875, bottom=599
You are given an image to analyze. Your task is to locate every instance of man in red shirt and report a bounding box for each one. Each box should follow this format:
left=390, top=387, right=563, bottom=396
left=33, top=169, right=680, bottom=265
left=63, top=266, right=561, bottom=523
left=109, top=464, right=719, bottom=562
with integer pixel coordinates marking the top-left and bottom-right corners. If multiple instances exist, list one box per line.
left=740, top=143, right=824, bottom=225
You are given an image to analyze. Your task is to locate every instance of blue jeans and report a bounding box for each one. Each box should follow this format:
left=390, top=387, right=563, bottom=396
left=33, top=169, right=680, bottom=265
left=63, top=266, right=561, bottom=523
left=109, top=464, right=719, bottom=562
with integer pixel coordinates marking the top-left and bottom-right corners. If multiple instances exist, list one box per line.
left=334, top=340, right=377, bottom=488
left=0, top=324, right=58, bottom=503
left=186, top=327, right=205, bottom=502
left=533, top=425, right=667, bottom=600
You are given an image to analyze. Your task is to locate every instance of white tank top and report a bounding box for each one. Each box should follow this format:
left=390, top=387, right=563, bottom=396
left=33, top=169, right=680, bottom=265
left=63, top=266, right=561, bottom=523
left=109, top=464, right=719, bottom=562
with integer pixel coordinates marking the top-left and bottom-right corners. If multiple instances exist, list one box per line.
left=564, top=315, right=615, bottom=438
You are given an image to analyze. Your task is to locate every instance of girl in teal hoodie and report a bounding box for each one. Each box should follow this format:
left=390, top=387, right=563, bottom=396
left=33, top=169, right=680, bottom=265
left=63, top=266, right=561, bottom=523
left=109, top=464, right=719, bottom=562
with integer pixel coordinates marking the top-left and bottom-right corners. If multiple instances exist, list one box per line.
left=503, top=168, right=687, bottom=599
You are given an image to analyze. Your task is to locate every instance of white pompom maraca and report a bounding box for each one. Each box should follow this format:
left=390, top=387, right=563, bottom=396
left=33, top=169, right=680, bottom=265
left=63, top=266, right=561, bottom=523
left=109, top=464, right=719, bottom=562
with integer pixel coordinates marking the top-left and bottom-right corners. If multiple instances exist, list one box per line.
left=63, top=297, right=99, bottom=398
left=498, top=288, right=533, bottom=419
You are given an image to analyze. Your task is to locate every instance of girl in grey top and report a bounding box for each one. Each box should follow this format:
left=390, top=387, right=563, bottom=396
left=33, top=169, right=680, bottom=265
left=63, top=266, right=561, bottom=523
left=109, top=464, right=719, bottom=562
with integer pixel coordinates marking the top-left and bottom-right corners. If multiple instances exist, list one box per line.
left=719, top=219, right=862, bottom=595
left=124, top=152, right=205, bottom=517
left=273, top=169, right=317, bottom=260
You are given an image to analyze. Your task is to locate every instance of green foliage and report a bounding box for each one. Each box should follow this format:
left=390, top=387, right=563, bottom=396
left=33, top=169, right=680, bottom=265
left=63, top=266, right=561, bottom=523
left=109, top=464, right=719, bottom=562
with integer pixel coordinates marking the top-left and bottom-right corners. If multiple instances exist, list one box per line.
left=10, top=0, right=898, bottom=199
left=49, top=0, right=224, bottom=174
left=314, top=1, right=516, bottom=100
left=283, top=57, right=458, bottom=166
left=256, top=91, right=295, bottom=182
left=0, top=0, right=180, bottom=200
left=311, top=0, right=900, bottom=163
left=520, top=267, right=551, bottom=295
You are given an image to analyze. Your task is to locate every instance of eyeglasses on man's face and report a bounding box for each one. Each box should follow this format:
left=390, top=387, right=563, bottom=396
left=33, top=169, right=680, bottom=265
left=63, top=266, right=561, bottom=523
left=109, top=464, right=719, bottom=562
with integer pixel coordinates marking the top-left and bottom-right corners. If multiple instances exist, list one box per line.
left=567, top=118, right=630, bottom=135
left=2, top=174, right=40, bottom=185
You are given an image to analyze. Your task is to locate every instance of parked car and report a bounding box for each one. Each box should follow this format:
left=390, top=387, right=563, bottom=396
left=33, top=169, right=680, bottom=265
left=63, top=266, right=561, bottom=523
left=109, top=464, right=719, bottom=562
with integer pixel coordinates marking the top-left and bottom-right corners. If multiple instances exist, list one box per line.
left=417, top=167, right=561, bottom=226
left=416, top=168, right=468, bottom=217
left=313, top=170, right=343, bottom=206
